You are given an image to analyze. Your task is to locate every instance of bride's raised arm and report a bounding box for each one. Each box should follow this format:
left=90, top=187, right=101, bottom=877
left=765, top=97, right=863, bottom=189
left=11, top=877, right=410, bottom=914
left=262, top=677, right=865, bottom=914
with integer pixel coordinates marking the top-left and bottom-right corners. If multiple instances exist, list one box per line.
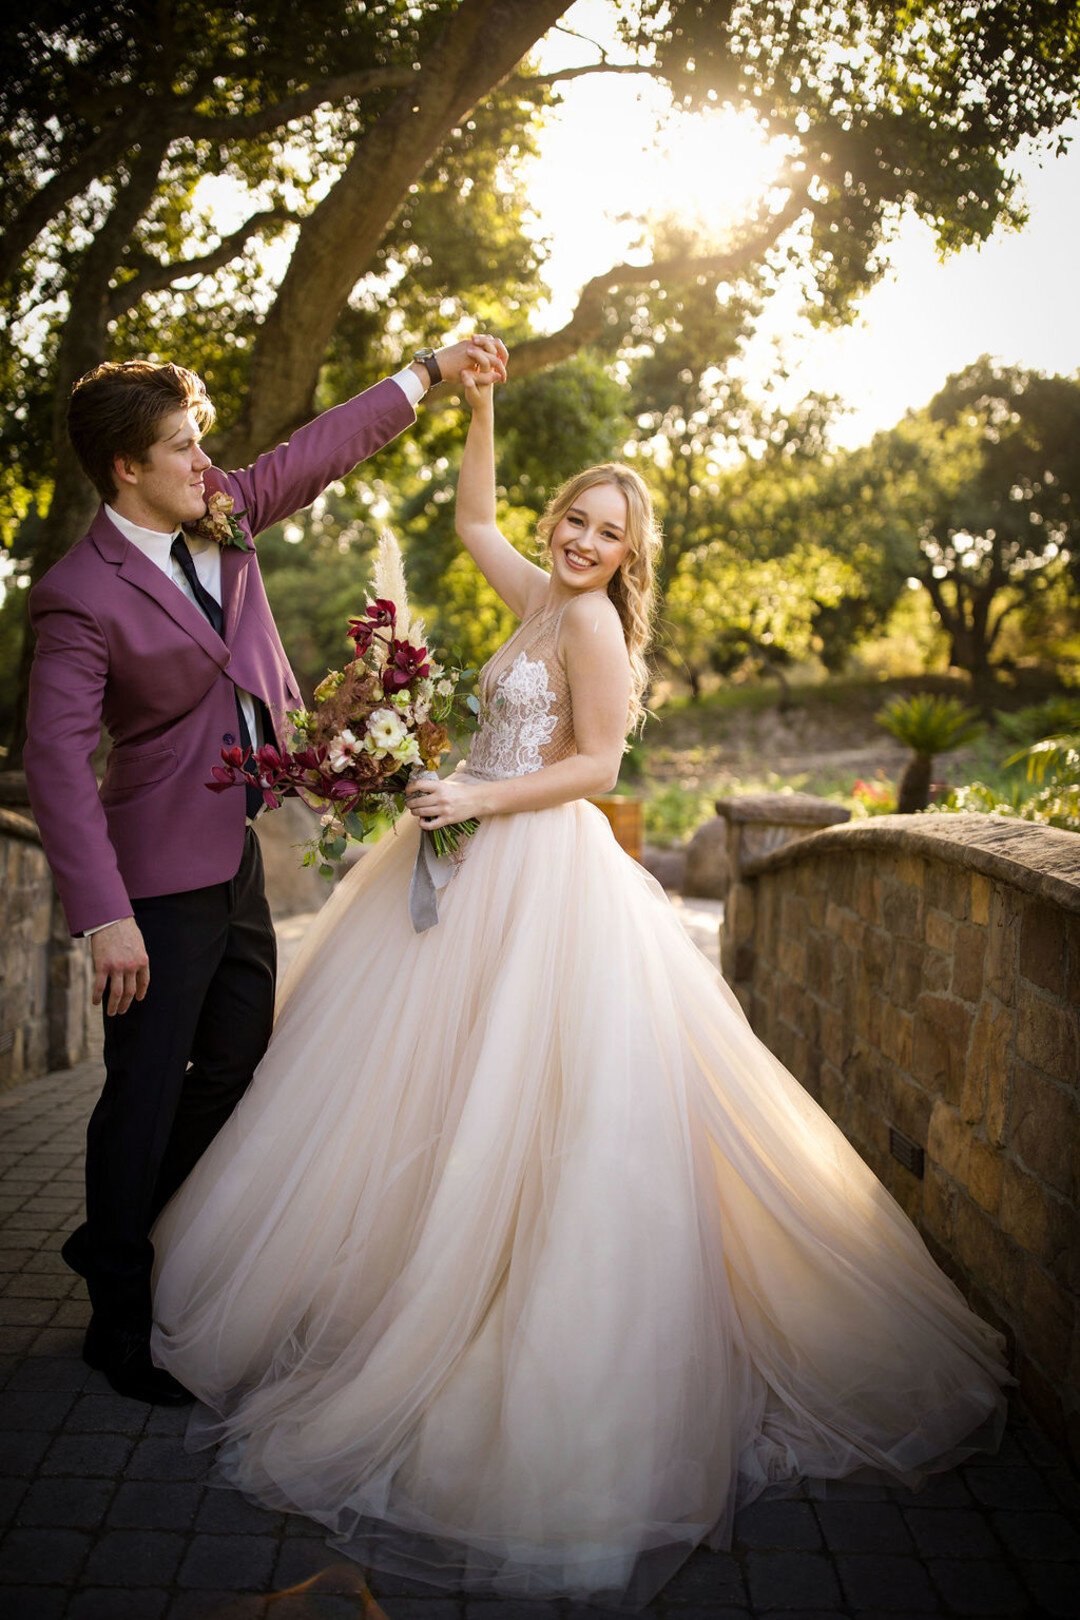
left=455, top=371, right=550, bottom=619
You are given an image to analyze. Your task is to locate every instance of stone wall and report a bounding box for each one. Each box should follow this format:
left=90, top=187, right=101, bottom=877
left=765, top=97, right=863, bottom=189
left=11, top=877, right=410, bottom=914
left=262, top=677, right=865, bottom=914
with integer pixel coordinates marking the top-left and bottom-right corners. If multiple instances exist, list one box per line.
left=0, top=804, right=92, bottom=1090
left=720, top=808, right=1080, bottom=1465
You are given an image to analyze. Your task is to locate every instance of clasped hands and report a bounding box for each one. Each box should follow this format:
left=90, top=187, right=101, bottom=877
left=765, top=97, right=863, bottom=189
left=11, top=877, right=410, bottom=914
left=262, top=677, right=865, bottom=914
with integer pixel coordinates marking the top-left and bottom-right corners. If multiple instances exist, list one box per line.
left=423, top=334, right=508, bottom=394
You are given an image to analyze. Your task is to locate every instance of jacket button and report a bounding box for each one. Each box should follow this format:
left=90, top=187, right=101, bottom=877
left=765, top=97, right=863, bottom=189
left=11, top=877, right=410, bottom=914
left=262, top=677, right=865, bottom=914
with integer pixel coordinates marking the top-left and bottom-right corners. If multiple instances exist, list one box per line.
left=223, top=732, right=236, bottom=745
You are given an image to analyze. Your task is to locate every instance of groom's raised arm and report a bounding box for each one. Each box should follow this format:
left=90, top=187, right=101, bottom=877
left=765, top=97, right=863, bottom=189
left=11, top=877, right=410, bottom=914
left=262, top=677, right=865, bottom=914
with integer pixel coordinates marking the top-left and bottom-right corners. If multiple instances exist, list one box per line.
left=225, top=378, right=415, bottom=540
left=224, top=337, right=508, bottom=538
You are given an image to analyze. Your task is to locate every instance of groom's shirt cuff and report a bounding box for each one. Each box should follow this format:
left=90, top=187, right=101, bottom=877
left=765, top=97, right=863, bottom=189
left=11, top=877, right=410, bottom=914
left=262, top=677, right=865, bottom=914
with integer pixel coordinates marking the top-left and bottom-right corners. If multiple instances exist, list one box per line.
left=83, top=918, right=127, bottom=937
left=390, top=367, right=427, bottom=406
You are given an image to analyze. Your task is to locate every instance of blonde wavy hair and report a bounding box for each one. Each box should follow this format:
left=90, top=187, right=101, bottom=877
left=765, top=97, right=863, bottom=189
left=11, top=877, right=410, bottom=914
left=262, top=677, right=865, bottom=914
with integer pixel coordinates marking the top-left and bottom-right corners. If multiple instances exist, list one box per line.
left=536, top=463, right=661, bottom=733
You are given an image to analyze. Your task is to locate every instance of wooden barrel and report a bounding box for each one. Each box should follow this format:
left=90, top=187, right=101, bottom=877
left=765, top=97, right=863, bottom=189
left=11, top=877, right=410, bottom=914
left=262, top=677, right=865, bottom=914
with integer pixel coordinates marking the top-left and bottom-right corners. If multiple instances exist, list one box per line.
left=587, top=794, right=643, bottom=861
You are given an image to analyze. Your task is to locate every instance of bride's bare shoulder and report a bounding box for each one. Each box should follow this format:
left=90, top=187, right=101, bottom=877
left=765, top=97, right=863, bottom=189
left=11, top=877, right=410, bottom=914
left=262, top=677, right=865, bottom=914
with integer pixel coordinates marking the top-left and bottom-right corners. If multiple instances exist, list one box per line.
left=559, top=593, right=628, bottom=665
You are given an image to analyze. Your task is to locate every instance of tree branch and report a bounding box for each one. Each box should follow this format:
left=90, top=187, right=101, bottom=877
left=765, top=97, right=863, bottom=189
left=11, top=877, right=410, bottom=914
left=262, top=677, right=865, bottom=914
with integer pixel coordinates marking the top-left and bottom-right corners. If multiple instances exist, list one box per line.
left=219, top=0, right=570, bottom=464
left=0, top=112, right=158, bottom=288
left=919, top=562, right=958, bottom=637
left=106, top=207, right=300, bottom=317
left=509, top=62, right=653, bottom=87
left=190, top=67, right=418, bottom=143
left=508, top=186, right=810, bottom=379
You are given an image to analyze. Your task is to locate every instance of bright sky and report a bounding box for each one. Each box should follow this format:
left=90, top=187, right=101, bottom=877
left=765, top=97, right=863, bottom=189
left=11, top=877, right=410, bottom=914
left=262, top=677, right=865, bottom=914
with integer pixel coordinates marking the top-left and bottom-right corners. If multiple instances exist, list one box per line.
left=530, top=2, right=1080, bottom=447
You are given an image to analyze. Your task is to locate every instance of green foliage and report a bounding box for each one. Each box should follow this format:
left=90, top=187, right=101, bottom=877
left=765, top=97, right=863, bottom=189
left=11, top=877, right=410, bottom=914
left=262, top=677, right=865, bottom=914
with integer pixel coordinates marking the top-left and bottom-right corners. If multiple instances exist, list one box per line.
left=876, top=693, right=985, bottom=757
left=862, top=359, right=1080, bottom=687
left=0, top=583, right=29, bottom=738
left=639, top=380, right=929, bottom=687
left=641, top=782, right=715, bottom=847
left=629, top=0, right=1080, bottom=318
left=931, top=752, right=1080, bottom=831
left=1000, top=734, right=1080, bottom=828
left=995, top=696, right=1080, bottom=747
left=663, top=539, right=861, bottom=689
left=493, top=361, right=630, bottom=513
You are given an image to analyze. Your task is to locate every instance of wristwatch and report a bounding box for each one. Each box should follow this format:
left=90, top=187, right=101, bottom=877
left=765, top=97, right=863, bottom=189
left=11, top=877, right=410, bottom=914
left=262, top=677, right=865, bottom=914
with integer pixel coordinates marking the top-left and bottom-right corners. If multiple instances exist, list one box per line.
left=413, top=347, right=442, bottom=388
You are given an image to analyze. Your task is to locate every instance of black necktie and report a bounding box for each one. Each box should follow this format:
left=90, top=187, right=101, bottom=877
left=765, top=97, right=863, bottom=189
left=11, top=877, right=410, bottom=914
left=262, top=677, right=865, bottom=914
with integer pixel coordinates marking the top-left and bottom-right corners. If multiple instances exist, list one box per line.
left=170, top=536, right=263, bottom=819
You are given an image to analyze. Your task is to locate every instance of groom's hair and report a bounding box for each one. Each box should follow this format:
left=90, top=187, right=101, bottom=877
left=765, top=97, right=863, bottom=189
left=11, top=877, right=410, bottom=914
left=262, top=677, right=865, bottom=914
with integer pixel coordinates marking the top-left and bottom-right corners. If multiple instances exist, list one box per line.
left=68, top=360, right=217, bottom=501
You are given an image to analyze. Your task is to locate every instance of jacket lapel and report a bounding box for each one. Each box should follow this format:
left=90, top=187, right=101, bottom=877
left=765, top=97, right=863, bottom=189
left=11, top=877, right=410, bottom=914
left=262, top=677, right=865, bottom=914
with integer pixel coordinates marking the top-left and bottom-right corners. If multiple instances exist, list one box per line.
left=90, top=509, right=231, bottom=671
left=220, top=540, right=254, bottom=642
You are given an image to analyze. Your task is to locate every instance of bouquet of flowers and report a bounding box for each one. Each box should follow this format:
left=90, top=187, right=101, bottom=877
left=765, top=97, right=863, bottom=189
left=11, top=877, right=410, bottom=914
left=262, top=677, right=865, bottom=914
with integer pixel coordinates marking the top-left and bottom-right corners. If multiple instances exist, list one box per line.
left=206, top=533, right=479, bottom=875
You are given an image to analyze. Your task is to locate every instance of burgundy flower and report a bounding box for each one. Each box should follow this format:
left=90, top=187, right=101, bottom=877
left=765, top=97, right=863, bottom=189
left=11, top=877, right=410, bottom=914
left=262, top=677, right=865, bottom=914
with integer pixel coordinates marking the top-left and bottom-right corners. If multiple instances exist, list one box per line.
left=254, top=741, right=284, bottom=774
left=348, top=597, right=397, bottom=651
left=382, top=638, right=431, bottom=694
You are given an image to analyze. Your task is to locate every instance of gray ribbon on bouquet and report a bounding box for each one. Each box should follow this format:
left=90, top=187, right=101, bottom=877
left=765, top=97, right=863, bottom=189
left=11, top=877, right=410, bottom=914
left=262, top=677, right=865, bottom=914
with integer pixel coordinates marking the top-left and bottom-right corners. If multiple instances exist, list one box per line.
left=408, top=771, right=457, bottom=933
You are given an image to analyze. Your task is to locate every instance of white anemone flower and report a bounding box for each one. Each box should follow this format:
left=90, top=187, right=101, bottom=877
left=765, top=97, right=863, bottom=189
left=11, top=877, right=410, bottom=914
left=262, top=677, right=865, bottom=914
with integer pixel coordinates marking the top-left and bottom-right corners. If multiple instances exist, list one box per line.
left=364, top=708, right=409, bottom=758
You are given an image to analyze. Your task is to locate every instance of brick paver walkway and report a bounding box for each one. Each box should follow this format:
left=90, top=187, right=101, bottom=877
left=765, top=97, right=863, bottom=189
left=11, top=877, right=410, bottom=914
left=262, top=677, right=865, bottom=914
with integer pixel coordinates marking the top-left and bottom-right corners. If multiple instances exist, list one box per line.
left=2, top=907, right=1079, bottom=1618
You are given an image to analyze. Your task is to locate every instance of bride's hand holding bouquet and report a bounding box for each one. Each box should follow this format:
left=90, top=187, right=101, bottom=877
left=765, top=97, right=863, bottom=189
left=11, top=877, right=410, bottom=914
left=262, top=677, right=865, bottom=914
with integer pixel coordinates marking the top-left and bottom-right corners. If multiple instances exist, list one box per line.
left=404, top=769, right=487, bottom=833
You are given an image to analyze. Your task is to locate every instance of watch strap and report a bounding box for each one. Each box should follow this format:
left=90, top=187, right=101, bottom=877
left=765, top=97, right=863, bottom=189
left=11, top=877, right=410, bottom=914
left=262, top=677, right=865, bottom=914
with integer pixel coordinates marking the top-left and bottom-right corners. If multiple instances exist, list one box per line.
left=414, top=348, right=442, bottom=387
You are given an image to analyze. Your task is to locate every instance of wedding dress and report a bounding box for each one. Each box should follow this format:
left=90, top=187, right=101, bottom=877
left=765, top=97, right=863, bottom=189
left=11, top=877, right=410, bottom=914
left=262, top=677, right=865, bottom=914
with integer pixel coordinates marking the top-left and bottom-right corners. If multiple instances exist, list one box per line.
left=151, top=604, right=1010, bottom=1604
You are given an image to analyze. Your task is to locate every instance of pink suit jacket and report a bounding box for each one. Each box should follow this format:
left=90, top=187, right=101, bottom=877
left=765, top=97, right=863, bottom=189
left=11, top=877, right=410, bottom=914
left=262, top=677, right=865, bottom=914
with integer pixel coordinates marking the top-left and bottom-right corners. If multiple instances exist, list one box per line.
left=25, top=378, right=415, bottom=936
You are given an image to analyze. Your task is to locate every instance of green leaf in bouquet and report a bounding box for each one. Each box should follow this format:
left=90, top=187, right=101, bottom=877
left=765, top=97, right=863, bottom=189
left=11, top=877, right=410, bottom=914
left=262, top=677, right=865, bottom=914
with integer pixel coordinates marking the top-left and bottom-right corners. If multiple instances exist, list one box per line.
left=466, top=694, right=481, bottom=715
left=343, top=811, right=368, bottom=839
left=324, top=836, right=347, bottom=859
left=318, top=863, right=335, bottom=880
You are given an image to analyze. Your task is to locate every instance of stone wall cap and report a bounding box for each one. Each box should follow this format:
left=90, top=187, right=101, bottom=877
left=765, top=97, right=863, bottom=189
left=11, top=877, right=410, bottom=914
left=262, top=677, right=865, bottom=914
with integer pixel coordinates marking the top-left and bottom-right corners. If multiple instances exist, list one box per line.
left=714, top=791, right=851, bottom=827
left=0, top=805, right=42, bottom=846
left=0, top=770, right=30, bottom=809
left=743, top=811, right=1080, bottom=912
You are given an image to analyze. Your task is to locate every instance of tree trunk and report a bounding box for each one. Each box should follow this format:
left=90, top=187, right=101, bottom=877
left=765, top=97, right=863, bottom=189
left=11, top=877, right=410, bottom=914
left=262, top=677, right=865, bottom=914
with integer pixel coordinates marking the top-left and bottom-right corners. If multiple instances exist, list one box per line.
left=218, top=0, right=568, bottom=466
left=897, top=752, right=932, bottom=813
left=3, top=455, right=98, bottom=769
left=5, top=137, right=170, bottom=765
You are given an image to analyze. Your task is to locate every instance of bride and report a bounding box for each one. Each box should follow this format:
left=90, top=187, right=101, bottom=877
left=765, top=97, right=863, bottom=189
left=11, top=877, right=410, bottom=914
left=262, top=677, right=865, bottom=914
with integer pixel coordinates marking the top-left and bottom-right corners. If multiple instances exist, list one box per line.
left=151, top=366, right=1010, bottom=1605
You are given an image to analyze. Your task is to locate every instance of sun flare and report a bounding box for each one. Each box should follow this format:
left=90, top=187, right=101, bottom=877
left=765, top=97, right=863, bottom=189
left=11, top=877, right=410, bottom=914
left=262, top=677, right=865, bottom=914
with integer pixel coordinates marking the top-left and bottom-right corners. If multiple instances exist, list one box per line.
left=640, top=106, right=790, bottom=235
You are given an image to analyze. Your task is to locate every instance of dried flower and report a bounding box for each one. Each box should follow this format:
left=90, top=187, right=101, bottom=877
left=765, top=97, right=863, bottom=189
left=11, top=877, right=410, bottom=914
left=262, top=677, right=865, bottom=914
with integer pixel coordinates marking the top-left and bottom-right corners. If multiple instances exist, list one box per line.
left=184, top=489, right=249, bottom=550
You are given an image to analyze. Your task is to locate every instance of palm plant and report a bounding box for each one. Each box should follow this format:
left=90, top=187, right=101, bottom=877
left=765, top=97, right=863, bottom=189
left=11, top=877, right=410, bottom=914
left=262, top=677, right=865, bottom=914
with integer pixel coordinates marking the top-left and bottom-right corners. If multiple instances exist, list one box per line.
left=1003, top=735, right=1080, bottom=831
left=876, top=694, right=985, bottom=813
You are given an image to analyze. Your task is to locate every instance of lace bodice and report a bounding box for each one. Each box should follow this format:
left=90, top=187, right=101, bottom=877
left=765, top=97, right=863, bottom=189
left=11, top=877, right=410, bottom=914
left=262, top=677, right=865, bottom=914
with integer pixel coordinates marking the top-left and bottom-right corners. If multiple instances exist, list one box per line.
left=465, top=606, right=577, bottom=781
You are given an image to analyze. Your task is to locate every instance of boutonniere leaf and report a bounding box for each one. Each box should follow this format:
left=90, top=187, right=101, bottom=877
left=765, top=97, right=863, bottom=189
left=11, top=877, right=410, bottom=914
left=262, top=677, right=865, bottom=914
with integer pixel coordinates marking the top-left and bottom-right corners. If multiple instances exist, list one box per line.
left=185, top=490, right=249, bottom=550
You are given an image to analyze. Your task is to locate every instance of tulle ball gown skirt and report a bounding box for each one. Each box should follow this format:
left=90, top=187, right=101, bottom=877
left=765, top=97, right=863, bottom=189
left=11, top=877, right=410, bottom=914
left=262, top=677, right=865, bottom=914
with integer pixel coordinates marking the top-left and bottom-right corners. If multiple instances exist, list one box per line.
left=151, top=800, right=1010, bottom=1604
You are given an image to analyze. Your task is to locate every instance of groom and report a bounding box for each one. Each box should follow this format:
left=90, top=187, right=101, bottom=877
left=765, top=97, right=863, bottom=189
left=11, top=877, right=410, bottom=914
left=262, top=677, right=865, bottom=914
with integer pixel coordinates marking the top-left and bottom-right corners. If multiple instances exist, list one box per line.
left=24, top=336, right=507, bottom=1403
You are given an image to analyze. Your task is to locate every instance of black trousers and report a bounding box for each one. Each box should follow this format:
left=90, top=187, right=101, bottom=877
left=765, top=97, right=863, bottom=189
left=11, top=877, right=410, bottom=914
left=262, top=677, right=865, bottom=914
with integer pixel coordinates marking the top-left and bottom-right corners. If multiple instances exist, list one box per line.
left=67, top=829, right=276, bottom=1332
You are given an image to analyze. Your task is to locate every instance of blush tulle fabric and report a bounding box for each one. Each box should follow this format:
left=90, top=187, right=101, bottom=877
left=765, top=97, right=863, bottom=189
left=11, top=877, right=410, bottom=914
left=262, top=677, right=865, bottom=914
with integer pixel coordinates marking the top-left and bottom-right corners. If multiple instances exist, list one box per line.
left=151, top=802, right=1010, bottom=1604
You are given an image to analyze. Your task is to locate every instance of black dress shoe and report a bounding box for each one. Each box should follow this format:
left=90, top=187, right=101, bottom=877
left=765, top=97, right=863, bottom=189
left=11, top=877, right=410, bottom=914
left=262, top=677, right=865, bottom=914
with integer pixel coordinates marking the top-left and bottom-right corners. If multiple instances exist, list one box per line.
left=82, top=1318, right=194, bottom=1406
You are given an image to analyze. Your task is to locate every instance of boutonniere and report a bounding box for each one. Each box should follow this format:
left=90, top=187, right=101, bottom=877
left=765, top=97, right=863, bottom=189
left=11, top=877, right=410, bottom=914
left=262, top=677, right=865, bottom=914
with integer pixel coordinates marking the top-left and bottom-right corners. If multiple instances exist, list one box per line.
left=185, top=490, right=249, bottom=550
